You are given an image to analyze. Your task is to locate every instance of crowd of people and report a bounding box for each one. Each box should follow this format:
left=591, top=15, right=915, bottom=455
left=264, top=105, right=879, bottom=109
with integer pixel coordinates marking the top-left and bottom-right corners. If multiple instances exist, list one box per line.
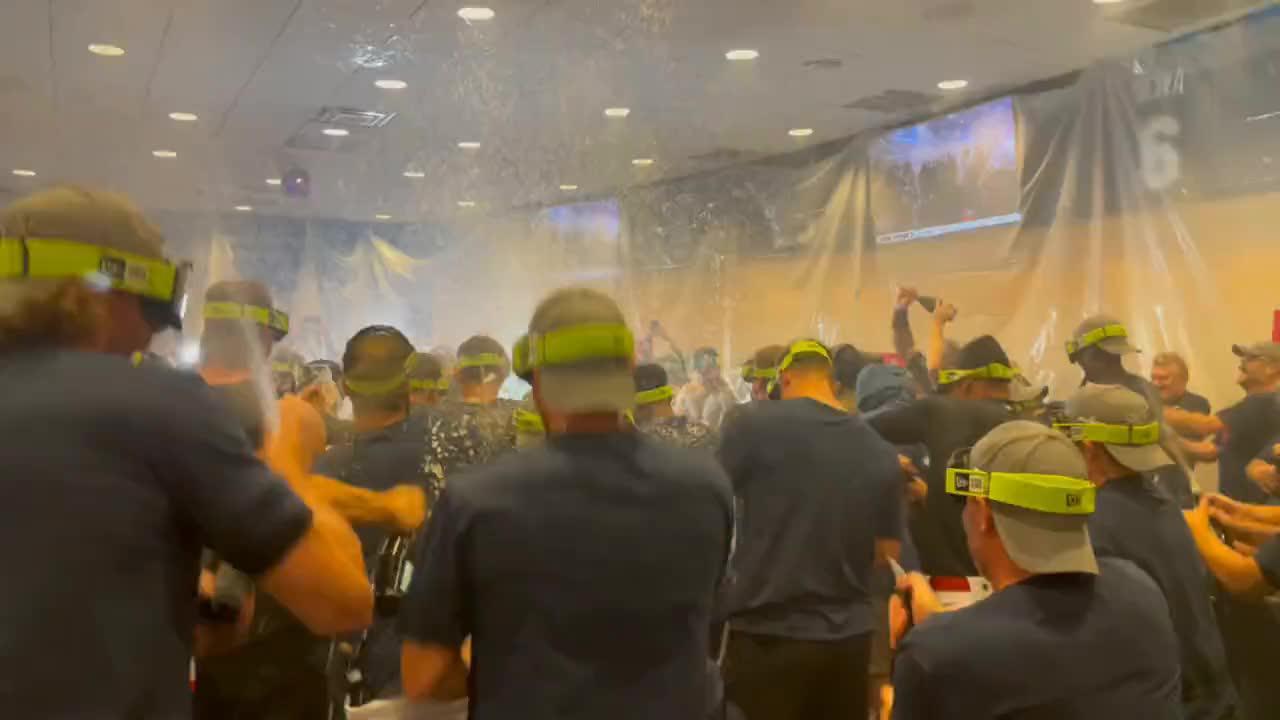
left=5, top=184, right=1280, bottom=720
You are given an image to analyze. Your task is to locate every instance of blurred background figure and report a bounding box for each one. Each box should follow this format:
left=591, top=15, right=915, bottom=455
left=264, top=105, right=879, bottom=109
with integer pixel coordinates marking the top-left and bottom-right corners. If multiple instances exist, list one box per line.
left=407, top=351, right=448, bottom=409
left=675, top=346, right=736, bottom=430
left=633, top=362, right=717, bottom=449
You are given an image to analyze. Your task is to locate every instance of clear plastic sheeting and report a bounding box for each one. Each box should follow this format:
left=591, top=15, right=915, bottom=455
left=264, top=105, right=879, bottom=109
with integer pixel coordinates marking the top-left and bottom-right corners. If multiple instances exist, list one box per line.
left=143, top=6, right=1280, bottom=424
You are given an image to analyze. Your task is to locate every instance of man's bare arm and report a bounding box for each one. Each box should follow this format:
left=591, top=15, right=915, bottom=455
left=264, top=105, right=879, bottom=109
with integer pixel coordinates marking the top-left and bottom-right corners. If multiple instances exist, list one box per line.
left=402, top=641, right=469, bottom=702
left=299, top=476, right=427, bottom=533
left=1164, top=406, right=1224, bottom=438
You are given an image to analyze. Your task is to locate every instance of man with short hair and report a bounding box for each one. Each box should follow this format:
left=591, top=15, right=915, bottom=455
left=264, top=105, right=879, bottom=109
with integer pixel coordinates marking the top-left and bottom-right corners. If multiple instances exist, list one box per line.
left=1216, top=342, right=1280, bottom=504
left=0, top=186, right=372, bottom=718
left=719, top=340, right=903, bottom=720
left=1059, top=384, right=1236, bottom=720
left=1151, top=352, right=1216, bottom=501
left=419, top=335, right=518, bottom=497
left=634, top=362, right=717, bottom=449
left=890, top=421, right=1181, bottom=719
left=407, top=352, right=448, bottom=408
left=399, top=288, right=733, bottom=718
left=868, top=335, right=1015, bottom=577
left=675, top=346, right=737, bottom=430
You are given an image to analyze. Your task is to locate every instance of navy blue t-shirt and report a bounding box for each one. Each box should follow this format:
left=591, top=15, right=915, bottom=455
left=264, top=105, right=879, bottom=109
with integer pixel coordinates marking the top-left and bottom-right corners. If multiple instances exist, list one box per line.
left=1217, top=392, right=1280, bottom=504
left=719, top=397, right=904, bottom=640
left=0, top=350, right=312, bottom=718
left=316, top=415, right=433, bottom=701
left=1087, top=475, right=1236, bottom=720
left=892, top=558, right=1181, bottom=720
left=399, top=431, right=733, bottom=720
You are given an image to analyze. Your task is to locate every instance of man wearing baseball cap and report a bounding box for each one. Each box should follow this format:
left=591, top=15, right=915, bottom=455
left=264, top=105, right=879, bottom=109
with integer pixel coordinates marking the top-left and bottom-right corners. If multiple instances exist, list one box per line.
left=399, top=287, right=733, bottom=717
left=1218, top=342, right=1280, bottom=504
left=0, top=187, right=372, bottom=718
left=1059, top=384, right=1236, bottom=720
left=890, top=421, right=1180, bottom=719
left=869, top=334, right=1015, bottom=578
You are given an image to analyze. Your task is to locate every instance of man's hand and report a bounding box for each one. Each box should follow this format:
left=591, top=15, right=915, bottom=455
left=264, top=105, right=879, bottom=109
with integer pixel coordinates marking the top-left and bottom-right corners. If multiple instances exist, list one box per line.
left=1247, top=458, right=1280, bottom=497
left=934, top=301, right=957, bottom=326
left=383, top=485, right=428, bottom=534
left=1184, top=495, right=1215, bottom=540
left=898, top=455, right=928, bottom=504
left=896, top=287, right=919, bottom=310
left=1206, top=493, right=1280, bottom=539
left=888, top=572, right=944, bottom=649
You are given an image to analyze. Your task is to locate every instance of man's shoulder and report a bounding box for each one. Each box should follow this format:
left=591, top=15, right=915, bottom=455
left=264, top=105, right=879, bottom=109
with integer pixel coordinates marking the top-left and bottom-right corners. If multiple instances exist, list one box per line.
left=899, top=596, right=1023, bottom=668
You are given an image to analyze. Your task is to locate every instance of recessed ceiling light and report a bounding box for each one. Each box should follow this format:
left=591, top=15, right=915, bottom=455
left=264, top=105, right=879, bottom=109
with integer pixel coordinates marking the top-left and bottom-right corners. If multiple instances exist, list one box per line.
left=375, top=79, right=408, bottom=90
left=403, top=170, right=426, bottom=178
left=457, top=7, right=495, bottom=21
left=11, top=169, right=36, bottom=177
left=1092, top=0, right=1126, bottom=4
left=725, top=49, right=760, bottom=61
left=266, top=178, right=282, bottom=186
left=559, top=184, right=579, bottom=191
left=322, top=127, right=350, bottom=137
left=457, top=141, right=482, bottom=149
left=168, top=112, right=199, bottom=122
left=632, top=158, right=655, bottom=167
left=88, top=43, right=126, bottom=57
left=788, top=128, right=815, bottom=137
left=604, top=107, right=631, bottom=118
left=375, top=213, right=392, bottom=220
left=152, top=150, right=178, bottom=158
left=234, top=205, right=253, bottom=212
left=457, top=200, right=477, bottom=208
left=937, top=79, right=969, bottom=91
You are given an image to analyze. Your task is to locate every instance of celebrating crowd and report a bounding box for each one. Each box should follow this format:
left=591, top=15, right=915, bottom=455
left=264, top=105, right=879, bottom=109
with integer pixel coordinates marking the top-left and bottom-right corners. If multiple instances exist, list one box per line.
left=5, top=185, right=1280, bottom=720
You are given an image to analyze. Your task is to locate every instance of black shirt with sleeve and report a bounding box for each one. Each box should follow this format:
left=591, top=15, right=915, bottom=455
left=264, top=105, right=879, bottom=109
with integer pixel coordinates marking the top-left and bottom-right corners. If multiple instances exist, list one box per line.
left=0, top=350, right=312, bottom=719
left=891, top=558, right=1181, bottom=720
left=1087, top=475, right=1237, bottom=720
left=1172, top=391, right=1212, bottom=419
left=719, top=398, right=904, bottom=640
left=399, top=431, right=733, bottom=720
left=1218, top=392, right=1280, bottom=504
left=868, top=396, right=1011, bottom=577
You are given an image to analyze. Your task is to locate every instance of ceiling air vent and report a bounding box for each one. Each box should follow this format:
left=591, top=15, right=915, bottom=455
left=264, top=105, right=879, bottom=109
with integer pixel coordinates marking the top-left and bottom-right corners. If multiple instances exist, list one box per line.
left=843, top=89, right=939, bottom=114
left=312, top=106, right=397, bottom=129
left=1106, top=0, right=1266, bottom=33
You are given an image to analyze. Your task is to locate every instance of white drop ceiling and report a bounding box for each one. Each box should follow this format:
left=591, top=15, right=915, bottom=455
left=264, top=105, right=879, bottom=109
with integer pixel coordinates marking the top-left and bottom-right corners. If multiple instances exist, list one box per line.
left=0, top=0, right=1235, bottom=223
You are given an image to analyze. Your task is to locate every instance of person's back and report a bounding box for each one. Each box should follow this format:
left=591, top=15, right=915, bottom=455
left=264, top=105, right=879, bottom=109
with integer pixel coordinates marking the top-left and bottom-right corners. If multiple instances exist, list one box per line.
left=404, top=431, right=732, bottom=719
left=892, top=557, right=1181, bottom=719
left=720, top=397, right=902, bottom=636
left=0, top=350, right=317, bottom=717
left=1088, top=475, right=1236, bottom=719
left=421, top=397, right=518, bottom=496
left=869, top=393, right=1010, bottom=576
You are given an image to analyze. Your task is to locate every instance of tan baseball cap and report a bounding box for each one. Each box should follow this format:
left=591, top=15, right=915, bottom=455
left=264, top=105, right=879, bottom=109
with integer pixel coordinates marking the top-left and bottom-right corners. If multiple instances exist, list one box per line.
left=972, top=421, right=1099, bottom=576
left=0, top=185, right=166, bottom=259
left=1064, top=384, right=1172, bottom=472
left=527, top=288, right=635, bottom=414
left=1069, top=314, right=1140, bottom=357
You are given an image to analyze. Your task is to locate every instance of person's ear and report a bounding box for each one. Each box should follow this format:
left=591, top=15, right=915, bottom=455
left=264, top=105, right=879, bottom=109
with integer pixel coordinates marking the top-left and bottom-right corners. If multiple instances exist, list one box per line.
left=975, top=497, right=997, bottom=535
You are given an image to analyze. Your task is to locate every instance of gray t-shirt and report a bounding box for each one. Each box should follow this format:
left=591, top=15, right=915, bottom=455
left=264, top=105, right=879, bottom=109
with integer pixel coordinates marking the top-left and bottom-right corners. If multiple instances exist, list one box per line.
left=0, top=350, right=312, bottom=718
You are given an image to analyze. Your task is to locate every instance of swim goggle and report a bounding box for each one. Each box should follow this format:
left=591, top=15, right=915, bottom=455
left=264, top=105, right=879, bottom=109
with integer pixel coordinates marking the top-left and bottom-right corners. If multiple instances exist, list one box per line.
left=936, top=363, right=1019, bottom=386
left=527, top=323, right=634, bottom=368
left=1065, top=324, right=1128, bottom=358
left=0, top=236, right=191, bottom=331
left=203, top=301, right=290, bottom=340
left=1052, top=420, right=1160, bottom=446
left=635, top=385, right=675, bottom=406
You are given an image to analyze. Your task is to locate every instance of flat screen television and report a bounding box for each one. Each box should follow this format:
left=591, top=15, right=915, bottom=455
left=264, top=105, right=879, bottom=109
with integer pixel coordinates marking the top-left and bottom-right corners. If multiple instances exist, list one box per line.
left=871, top=97, right=1021, bottom=245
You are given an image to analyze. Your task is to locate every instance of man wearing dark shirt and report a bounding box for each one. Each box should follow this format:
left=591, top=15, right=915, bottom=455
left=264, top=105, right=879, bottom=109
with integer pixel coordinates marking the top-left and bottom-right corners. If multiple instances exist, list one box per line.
left=314, top=326, right=432, bottom=708
left=1060, top=384, right=1236, bottom=720
left=0, top=186, right=372, bottom=718
left=1215, top=342, right=1280, bottom=504
left=891, top=421, right=1180, bottom=720
left=399, top=288, right=733, bottom=719
left=868, top=335, right=1015, bottom=577
left=420, top=334, right=518, bottom=499
left=719, top=340, right=902, bottom=720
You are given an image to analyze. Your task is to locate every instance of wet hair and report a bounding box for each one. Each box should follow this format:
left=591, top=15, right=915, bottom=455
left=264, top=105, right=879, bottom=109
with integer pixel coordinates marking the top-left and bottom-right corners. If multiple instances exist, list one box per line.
left=408, top=352, right=445, bottom=385
left=832, top=344, right=869, bottom=391
left=456, top=335, right=509, bottom=385
left=342, top=326, right=415, bottom=414
left=634, top=363, right=669, bottom=393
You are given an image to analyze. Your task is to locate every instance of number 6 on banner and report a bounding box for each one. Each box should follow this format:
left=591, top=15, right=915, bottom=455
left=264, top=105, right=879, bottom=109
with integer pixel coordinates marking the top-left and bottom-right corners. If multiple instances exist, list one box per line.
left=1139, top=115, right=1181, bottom=191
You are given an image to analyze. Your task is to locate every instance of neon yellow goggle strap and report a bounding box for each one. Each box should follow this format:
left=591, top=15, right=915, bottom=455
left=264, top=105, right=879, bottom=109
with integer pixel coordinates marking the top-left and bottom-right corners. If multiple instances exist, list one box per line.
left=529, top=323, right=635, bottom=368
left=752, top=367, right=778, bottom=380
left=409, top=377, right=449, bottom=392
left=203, top=301, right=290, bottom=336
left=514, top=408, right=545, bottom=434
left=1053, top=421, right=1160, bottom=446
left=458, top=352, right=506, bottom=369
left=1066, top=324, right=1128, bottom=356
left=936, top=363, right=1021, bottom=386
left=946, top=468, right=1096, bottom=515
left=513, top=335, right=531, bottom=377
left=777, top=341, right=831, bottom=375
left=635, top=385, right=675, bottom=406
left=740, top=364, right=755, bottom=382
left=272, top=361, right=298, bottom=374
left=0, top=236, right=179, bottom=302
left=345, top=354, right=420, bottom=396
